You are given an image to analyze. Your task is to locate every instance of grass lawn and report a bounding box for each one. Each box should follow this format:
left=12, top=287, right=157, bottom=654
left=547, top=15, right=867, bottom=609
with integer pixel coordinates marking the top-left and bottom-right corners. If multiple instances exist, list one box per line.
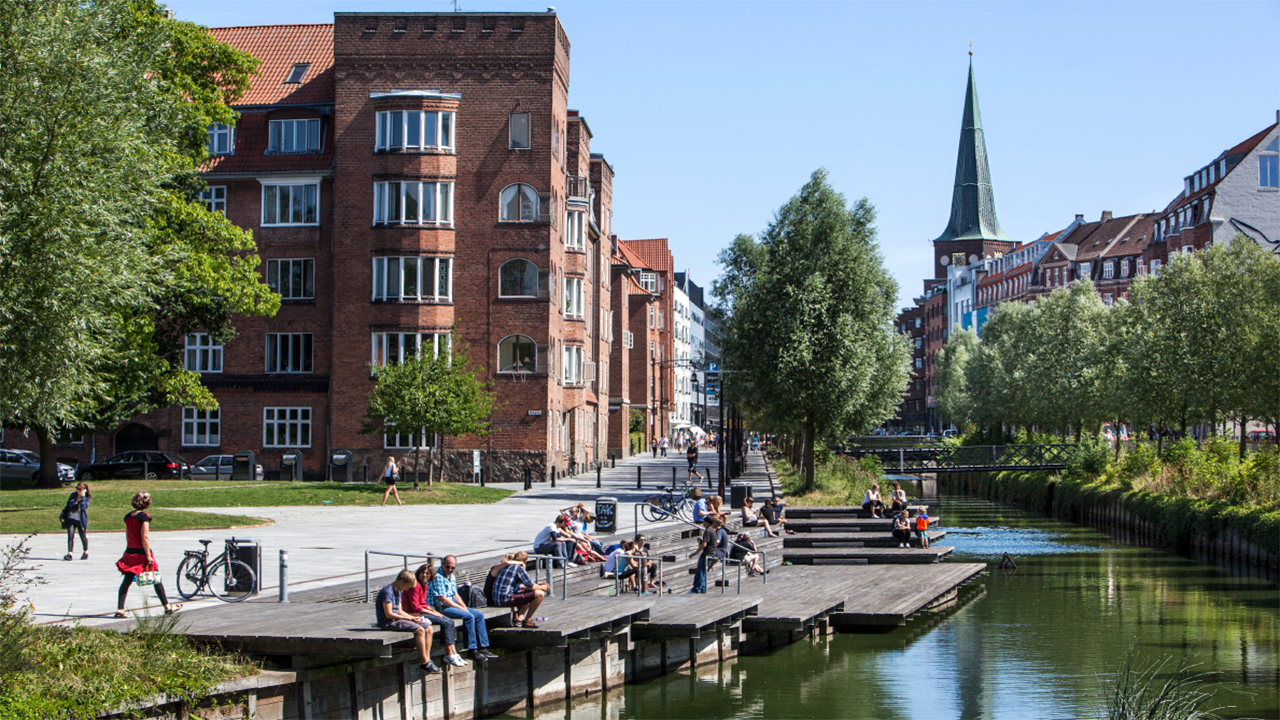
left=0, top=479, right=511, bottom=534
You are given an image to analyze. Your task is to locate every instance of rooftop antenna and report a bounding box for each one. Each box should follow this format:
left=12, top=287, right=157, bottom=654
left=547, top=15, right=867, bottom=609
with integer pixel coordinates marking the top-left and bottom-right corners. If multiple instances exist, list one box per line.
left=452, top=0, right=461, bottom=11
left=968, top=39, right=973, bottom=57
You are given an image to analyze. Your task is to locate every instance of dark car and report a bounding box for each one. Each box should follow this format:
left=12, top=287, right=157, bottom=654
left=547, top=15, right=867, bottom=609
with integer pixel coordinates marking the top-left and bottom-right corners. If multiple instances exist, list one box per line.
left=76, top=451, right=189, bottom=481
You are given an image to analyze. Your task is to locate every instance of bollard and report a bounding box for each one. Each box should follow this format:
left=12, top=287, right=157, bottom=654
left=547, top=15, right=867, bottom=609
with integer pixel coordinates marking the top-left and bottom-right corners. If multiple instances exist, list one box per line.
left=523, top=467, right=532, bottom=491
left=611, top=453, right=616, bottom=469
left=278, top=549, right=289, bottom=603
left=596, top=464, right=602, bottom=489
left=636, top=466, right=642, bottom=490
left=551, top=467, right=556, bottom=488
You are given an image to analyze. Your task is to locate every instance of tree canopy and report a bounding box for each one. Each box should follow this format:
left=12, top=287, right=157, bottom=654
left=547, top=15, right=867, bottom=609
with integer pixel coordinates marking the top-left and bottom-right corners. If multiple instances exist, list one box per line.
left=714, top=169, right=911, bottom=489
left=0, top=0, right=275, bottom=486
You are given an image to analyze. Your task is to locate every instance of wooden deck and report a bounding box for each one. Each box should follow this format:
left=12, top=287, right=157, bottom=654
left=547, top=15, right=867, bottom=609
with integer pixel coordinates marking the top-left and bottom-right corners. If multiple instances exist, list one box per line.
left=783, top=530, right=947, bottom=548
left=760, top=563, right=987, bottom=628
left=630, top=594, right=761, bottom=639
left=782, top=546, right=954, bottom=564
left=785, top=516, right=938, bottom=533
left=488, top=595, right=653, bottom=648
left=785, top=505, right=930, bottom=519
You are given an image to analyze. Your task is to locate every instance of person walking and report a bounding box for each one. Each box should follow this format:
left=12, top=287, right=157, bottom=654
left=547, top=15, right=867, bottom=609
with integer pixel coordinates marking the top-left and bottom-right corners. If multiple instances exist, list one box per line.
left=659, top=436, right=669, bottom=458
left=686, top=443, right=702, bottom=482
left=114, top=492, right=181, bottom=617
left=380, top=455, right=404, bottom=506
left=61, top=482, right=91, bottom=561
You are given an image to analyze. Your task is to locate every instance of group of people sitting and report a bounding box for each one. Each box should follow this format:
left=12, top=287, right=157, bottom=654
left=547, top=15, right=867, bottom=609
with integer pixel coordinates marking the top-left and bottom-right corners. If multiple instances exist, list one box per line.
left=602, top=534, right=663, bottom=592
left=532, top=503, right=609, bottom=567
left=891, top=507, right=931, bottom=548
left=690, top=514, right=768, bottom=593
left=860, top=481, right=909, bottom=519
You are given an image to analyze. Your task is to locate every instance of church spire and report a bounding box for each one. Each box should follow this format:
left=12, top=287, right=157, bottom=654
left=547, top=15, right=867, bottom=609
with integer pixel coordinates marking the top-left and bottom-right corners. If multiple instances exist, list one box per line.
left=933, top=58, right=1010, bottom=244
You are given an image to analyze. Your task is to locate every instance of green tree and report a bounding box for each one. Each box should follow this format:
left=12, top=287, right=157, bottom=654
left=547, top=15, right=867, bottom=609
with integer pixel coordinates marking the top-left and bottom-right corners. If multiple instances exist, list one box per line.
left=716, top=169, right=911, bottom=490
left=360, top=346, right=499, bottom=487
left=935, top=326, right=978, bottom=431
left=0, top=0, right=273, bottom=487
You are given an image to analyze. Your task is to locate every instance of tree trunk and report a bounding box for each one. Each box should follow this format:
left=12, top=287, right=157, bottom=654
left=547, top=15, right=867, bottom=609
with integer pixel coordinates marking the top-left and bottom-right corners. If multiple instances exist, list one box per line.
left=34, top=426, right=63, bottom=489
left=427, top=447, right=436, bottom=487
left=1114, top=419, right=1123, bottom=462
left=1239, top=416, right=1248, bottom=460
left=413, top=445, right=421, bottom=490
left=802, top=412, right=816, bottom=492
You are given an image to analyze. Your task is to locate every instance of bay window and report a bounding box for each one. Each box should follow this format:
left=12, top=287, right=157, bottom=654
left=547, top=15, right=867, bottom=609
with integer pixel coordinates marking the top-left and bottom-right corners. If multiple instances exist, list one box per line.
left=372, top=256, right=452, bottom=302
left=562, top=345, right=584, bottom=385
left=371, top=332, right=450, bottom=367
left=564, top=209, right=585, bottom=250
left=373, top=181, right=453, bottom=226
left=564, top=277, right=583, bottom=318
left=262, top=182, right=319, bottom=226
left=375, top=110, right=455, bottom=152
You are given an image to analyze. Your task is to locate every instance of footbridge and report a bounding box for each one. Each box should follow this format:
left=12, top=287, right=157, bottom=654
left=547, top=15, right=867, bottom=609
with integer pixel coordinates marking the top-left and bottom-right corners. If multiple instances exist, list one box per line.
left=838, top=444, right=1074, bottom=474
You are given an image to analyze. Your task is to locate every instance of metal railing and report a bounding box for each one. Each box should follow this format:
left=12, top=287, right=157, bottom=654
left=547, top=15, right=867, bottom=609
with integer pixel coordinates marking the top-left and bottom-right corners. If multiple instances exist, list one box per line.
left=364, top=550, right=444, bottom=602
left=610, top=554, right=664, bottom=598
left=631, top=501, right=767, bottom=592
left=839, top=443, right=1075, bottom=472
left=526, top=553, right=570, bottom=601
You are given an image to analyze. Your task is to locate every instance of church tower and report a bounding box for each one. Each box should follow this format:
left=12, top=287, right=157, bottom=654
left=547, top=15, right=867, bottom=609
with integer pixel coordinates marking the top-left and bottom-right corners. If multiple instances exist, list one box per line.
left=932, top=58, right=1015, bottom=278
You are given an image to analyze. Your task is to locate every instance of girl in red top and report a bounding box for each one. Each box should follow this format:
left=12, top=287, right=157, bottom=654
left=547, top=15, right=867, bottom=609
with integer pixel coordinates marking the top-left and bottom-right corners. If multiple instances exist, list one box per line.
left=114, top=492, right=181, bottom=617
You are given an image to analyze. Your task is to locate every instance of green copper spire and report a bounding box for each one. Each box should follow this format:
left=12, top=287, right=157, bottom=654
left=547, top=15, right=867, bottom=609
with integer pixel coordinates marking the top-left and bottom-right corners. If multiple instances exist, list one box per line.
left=933, top=59, right=1010, bottom=244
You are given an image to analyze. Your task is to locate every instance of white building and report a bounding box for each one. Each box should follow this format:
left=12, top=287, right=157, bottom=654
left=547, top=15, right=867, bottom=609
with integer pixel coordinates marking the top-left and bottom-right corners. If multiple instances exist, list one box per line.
left=670, top=283, right=694, bottom=433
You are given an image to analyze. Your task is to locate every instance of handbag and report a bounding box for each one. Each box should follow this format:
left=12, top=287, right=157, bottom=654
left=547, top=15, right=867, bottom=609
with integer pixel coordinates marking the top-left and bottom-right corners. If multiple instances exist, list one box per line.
left=135, top=570, right=158, bottom=587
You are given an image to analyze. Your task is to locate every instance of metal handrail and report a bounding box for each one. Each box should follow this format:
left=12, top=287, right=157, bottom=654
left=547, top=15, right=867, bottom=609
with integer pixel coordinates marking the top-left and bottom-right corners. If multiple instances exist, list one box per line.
left=633, top=501, right=768, bottom=591
left=364, top=550, right=444, bottom=602
left=526, top=554, right=570, bottom=601
left=610, top=553, right=664, bottom=598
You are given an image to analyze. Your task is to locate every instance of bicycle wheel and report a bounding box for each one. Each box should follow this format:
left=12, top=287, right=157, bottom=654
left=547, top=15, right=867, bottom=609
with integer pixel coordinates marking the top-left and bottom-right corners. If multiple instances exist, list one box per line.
left=174, top=555, right=205, bottom=600
left=676, top=498, right=695, bottom=523
left=640, top=496, right=665, bottom=523
left=207, top=558, right=256, bottom=603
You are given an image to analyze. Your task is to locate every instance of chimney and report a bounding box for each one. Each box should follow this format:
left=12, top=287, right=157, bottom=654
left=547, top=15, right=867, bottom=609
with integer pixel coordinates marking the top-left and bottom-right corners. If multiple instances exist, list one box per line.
left=1100, top=211, right=1113, bottom=222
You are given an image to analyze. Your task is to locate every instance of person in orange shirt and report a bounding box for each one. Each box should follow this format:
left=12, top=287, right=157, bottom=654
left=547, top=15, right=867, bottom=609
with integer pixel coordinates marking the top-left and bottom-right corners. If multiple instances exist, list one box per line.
left=915, top=509, right=930, bottom=548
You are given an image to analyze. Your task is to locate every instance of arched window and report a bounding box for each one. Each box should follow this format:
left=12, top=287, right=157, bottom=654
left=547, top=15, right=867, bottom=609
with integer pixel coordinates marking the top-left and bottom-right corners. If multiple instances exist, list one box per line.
left=499, top=258, right=539, bottom=297
left=498, top=334, right=537, bottom=373
left=500, top=183, right=538, bottom=222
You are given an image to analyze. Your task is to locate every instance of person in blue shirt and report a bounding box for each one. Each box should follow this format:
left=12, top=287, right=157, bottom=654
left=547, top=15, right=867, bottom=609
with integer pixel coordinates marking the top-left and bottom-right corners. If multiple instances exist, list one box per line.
left=690, top=488, right=708, bottom=524
left=427, top=556, right=497, bottom=662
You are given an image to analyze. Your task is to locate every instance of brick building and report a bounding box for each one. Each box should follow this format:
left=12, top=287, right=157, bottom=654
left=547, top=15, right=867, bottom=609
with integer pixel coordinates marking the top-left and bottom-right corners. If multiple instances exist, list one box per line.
left=7, top=12, right=674, bottom=482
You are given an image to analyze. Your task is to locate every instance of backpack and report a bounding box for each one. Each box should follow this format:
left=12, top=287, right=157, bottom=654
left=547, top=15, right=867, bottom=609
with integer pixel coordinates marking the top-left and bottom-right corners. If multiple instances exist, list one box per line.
left=457, top=582, right=487, bottom=608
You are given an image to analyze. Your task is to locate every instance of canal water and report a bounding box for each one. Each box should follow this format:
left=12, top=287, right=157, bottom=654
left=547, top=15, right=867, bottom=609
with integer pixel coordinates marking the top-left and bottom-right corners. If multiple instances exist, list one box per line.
left=507, top=495, right=1279, bottom=720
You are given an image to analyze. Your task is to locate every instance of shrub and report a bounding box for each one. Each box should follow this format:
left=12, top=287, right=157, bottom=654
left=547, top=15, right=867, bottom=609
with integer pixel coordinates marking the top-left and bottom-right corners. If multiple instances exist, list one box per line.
left=1066, top=440, right=1112, bottom=480
left=1120, top=444, right=1160, bottom=482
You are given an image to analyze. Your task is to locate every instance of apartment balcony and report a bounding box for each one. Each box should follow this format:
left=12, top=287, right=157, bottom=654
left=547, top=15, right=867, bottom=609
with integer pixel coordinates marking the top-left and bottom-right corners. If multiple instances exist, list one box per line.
left=566, top=175, right=591, bottom=202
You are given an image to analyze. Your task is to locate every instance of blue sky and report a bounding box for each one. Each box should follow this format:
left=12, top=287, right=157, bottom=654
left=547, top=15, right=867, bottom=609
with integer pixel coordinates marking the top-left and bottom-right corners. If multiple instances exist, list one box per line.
left=169, top=1, right=1280, bottom=309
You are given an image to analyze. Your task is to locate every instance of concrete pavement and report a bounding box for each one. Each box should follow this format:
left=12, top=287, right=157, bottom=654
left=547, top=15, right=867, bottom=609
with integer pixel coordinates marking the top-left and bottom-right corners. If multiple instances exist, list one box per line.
left=5, top=448, right=738, bottom=626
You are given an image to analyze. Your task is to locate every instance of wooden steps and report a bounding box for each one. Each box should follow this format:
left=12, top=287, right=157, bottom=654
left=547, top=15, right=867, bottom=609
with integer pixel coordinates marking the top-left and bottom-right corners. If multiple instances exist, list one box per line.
left=630, top=594, right=760, bottom=639
left=784, top=505, right=929, bottom=520
left=784, top=516, right=938, bottom=534
left=783, top=530, right=947, bottom=548
left=782, top=546, right=953, bottom=565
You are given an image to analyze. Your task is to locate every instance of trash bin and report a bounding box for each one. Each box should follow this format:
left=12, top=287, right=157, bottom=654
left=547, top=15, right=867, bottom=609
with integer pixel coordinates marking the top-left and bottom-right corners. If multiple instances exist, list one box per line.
left=595, top=496, right=617, bottom=534
left=225, top=537, right=260, bottom=597
left=280, top=451, right=303, bottom=482
left=730, top=483, right=753, bottom=509
left=231, top=451, right=256, bottom=481
left=330, top=449, right=354, bottom=482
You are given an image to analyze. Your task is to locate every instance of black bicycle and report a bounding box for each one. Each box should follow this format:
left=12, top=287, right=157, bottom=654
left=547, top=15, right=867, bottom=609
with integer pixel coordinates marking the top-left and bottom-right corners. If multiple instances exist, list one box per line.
left=175, top=539, right=257, bottom=603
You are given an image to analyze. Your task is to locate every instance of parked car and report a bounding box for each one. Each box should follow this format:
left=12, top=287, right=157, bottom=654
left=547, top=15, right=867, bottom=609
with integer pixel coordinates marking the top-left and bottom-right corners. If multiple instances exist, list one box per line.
left=1247, top=430, right=1276, bottom=443
left=0, top=449, right=74, bottom=483
left=76, top=451, right=189, bottom=481
left=190, top=455, right=264, bottom=481
left=941, top=429, right=959, bottom=439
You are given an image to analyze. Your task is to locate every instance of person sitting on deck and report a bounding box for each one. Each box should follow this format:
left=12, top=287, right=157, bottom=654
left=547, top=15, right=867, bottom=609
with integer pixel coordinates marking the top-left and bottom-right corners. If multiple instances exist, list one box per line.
left=490, top=551, right=548, bottom=628
left=730, top=532, right=766, bottom=577
left=427, top=556, right=498, bottom=662
left=740, top=497, right=779, bottom=538
left=915, top=509, right=931, bottom=548
left=705, top=495, right=731, bottom=525
left=889, top=482, right=908, bottom=513
left=861, top=483, right=887, bottom=518
left=761, top=496, right=794, bottom=534
left=376, top=570, right=442, bottom=675
left=892, top=511, right=912, bottom=548
left=533, top=515, right=578, bottom=569
left=690, top=488, right=707, bottom=524
left=562, top=504, right=607, bottom=559
left=688, top=517, right=722, bottom=594
left=604, top=540, right=639, bottom=591
left=631, top=534, right=662, bottom=591
left=404, top=565, right=466, bottom=668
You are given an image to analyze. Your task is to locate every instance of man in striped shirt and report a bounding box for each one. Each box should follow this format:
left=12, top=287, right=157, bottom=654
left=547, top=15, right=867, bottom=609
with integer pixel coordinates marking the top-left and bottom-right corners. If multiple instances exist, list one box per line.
left=490, top=551, right=549, bottom=628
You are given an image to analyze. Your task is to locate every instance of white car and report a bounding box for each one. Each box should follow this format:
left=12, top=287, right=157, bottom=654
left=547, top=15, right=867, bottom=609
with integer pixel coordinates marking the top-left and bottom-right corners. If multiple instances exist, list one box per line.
left=190, top=454, right=264, bottom=481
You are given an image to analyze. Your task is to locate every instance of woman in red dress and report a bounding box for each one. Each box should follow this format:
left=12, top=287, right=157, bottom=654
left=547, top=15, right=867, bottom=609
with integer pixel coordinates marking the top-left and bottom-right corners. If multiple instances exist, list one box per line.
left=114, top=491, right=181, bottom=617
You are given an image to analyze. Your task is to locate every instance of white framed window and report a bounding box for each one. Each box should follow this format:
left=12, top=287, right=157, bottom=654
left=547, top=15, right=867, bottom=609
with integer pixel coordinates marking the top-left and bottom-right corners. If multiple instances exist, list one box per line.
left=564, top=210, right=585, bottom=250
left=375, top=110, right=455, bottom=152
left=266, top=258, right=314, bottom=299
left=639, top=272, right=657, bottom=292
left=624, top=330, right=634, bottom=349
left=285, top=63, right=310, bottom=84
left=183, top=408, right=220, bottom=446
left=1103, top=262, right=1115, bottom=280
left=562, top=345, right=584, bottom=384
left=500, top=183, right=539, bottom=222
left=509, top=112, right=530, bottom=149
left=1120, top=259, right=1130, bottom=278
left=564, top=277, right=583, bottom=318
left=1103, top=293, right=1113, bottom=305
left=268, top=118, right=321, bottom=154
left=262, top=182, right=319, bottom=226
left=373, top=181, right=453, bottom=226
left=264, top=407, right=311, bottom=448
left=498, top=334, right=537, bottom=373
left=202, top=186, right=226, bottom=214
left=185, top=334, right=222, bottom=373
left=372, top=256, right=452, bottom=302
left=1260, top=138, right=1279, bottom=187
left=499, top=258, right=539, bottom=298
left=266, top=333, right=313, bottom=373
left=208, top=123, right=233, bottom=156
left=385, top=427, right=429, bottom=449
left=371, top=332, right=450, bottom=367
left=1150, top=259, right=1162, bottom=276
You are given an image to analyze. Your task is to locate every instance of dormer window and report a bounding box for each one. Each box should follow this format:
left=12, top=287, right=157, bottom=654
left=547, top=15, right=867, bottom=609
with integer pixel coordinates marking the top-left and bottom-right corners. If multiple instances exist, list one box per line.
left=285, top=63, right=310, bottom=84
left=269, top=119, right=321, bottom=153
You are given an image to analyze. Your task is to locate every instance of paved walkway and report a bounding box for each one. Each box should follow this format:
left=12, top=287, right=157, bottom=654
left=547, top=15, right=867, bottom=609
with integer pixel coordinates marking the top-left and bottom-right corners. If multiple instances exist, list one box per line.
left=6, top=448, right=767, bottom=626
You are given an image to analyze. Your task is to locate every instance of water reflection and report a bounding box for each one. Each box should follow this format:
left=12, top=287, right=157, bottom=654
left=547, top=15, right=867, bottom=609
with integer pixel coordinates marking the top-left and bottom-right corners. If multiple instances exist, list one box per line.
left=498, top=496, right=1278, bottom=720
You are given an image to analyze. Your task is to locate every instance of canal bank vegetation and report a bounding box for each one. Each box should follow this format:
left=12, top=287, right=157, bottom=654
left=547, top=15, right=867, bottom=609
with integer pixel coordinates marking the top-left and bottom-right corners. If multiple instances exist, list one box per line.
left=0, top=539, right=257, bottom=720
left=935, top=240, right=1280, bottom=455
left=774, top=450, right=884, bottom=505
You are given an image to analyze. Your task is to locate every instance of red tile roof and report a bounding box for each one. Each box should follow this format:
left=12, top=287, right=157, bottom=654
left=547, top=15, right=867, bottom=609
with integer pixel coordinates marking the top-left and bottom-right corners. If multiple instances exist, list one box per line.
left=621, top=239, right=673, bottom=274
left=1224, top=122, right=1277, bottom=158
left=616, top=242, right=651, bottom=272
left=211, top=24, right=335, bottom=106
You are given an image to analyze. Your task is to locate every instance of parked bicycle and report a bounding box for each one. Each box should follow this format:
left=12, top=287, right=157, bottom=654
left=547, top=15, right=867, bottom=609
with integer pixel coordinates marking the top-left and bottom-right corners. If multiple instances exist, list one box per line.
left=640, top=486, right=696, bottom=523
left=175, top=538, right=257, bottom=603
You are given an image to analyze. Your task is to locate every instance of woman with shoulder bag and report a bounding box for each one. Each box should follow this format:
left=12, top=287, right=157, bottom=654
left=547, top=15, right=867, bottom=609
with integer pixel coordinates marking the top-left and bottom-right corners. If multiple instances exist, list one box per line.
left=114, top=492, right=181, bottom=617
left=381, top=455, right=404, bottom=506
left=62, top=482, right=92, bottom=561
